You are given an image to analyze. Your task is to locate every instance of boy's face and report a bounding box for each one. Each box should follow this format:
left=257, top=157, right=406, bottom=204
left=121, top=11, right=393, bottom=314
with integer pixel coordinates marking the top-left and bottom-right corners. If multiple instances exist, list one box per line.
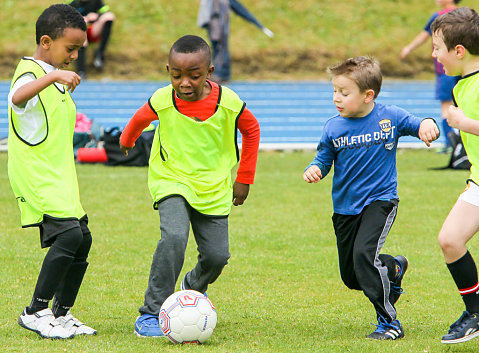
left=40, top=27, right=86, bottom=69
left=331, top=75, right=374, bottom=118
left=435, top=0, right=455, bottom=7
left=167, top=50, right=214, bottom=102
left=432, top=30, right=462, bottom=76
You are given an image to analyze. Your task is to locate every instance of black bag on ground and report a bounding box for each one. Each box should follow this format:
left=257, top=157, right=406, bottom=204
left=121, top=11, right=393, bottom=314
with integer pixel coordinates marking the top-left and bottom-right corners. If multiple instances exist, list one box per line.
left=103, top=127, right=155, bottom=166
left=447, top=129, right=471, bottom=170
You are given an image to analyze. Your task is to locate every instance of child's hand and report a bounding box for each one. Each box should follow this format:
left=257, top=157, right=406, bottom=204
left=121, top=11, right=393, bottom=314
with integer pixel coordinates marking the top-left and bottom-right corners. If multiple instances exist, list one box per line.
left=233, top=182, right=250, bottom=206
left=418, top=118, right=440, bottom=147
left=120, top=142, right=133, bottom=156
left=447, top=105, right=468, bottom=130
left=50, top=70, right=82, bottom=93
left=303, top=165, right=322, bottom=183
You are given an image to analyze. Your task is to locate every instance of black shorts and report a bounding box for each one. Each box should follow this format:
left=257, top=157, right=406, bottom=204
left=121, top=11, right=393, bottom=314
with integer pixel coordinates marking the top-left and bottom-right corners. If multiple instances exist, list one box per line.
left=39, top=214, right=89, bottom=248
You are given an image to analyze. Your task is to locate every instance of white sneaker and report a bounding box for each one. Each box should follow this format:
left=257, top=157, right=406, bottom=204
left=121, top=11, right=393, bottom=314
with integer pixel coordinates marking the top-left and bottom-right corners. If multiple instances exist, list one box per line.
left=57, top=311, right=97, bottom=336
left=18, top=308, right=74, bottom=339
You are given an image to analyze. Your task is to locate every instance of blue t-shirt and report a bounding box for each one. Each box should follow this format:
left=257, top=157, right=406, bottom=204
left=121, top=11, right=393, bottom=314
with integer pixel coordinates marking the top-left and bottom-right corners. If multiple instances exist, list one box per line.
left=307, top=102, right=424, bottom=215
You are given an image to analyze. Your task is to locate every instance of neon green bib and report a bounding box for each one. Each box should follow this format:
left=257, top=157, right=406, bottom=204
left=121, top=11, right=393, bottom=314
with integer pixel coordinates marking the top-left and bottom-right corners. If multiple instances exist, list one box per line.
left=453, top=71, right=479, bottom=184
left=8, top=58, right=85, bottom=226
left=148, top=84, right=245, bottom=216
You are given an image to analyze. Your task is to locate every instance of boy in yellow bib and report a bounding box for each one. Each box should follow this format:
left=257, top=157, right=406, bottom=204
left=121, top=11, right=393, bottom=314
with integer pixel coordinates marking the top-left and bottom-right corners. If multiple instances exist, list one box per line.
left=120, top=35, right=260, bottom=337
left=431, top=7, right=479, bottom=344
left=8, top=4, right=96, bottom=339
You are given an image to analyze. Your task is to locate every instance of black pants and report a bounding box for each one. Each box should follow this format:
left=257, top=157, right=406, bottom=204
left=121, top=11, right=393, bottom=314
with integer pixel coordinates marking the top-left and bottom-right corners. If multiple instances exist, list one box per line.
left=30, top=215, right=92, bottom=314
left=332, top=200, right=399, bottom=322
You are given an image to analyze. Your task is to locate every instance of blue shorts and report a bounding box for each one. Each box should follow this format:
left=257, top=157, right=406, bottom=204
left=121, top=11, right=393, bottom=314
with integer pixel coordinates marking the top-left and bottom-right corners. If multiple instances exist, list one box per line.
left=435, top=74, right=460, bottom=102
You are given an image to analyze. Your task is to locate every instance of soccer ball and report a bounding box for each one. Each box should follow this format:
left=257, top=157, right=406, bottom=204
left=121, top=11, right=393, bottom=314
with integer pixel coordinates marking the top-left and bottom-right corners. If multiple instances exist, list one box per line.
left=159, top=290, right=217, bottom=344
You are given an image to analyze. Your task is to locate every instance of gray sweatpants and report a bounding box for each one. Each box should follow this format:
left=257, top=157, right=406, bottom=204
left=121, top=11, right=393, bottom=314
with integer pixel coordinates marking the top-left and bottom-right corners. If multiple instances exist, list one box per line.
left=139, top=195, right=230, bottom=315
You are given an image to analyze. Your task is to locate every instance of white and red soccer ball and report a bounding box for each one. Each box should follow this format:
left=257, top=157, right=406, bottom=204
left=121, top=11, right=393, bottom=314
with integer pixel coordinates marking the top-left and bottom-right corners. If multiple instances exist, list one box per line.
left=159, top=290, right=217, bottom=344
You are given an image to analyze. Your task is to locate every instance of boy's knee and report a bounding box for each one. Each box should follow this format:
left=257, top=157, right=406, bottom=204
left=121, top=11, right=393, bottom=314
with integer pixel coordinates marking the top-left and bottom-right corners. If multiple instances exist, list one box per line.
left=202, top=251, right=230, bottom=270
left=76, top=232, right=92, bottom=259
left=101, top=12, right=115, bottom=22
left=438, top=232, right=460, bottom=253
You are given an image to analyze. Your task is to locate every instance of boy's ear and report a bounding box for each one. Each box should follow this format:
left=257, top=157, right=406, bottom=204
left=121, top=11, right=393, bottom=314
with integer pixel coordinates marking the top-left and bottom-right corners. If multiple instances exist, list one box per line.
left=207, top=65, right=215, bottom=78
left=39, top=35, right=53, bottom=49
left=364, top=89, right=375, bottom=103
left=455, top=44, right=466, bottom=59
left=166, top=64, right=170, bottom=73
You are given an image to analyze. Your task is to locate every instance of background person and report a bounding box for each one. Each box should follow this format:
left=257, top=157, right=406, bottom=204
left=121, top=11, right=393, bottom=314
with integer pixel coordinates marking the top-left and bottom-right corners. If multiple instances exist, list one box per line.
left=400, top=0, right=462, bottom=152
left=67, top=0, right=115, bottom=78
left=197, top=0, right=273, bottom=83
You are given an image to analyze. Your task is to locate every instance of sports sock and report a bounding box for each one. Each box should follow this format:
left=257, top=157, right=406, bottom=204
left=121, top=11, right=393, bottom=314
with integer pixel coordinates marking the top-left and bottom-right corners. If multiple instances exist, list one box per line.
left=27, top=297, right=49, bottom=314
left=77, top=47, right=86, bottom=73
left=53, top=227, right=92, bottom=318
left=447, top=250, right=479, bottom=313
left=98, top=20, right=113, bottom=55
left=28, top=227, right=84, bottom=315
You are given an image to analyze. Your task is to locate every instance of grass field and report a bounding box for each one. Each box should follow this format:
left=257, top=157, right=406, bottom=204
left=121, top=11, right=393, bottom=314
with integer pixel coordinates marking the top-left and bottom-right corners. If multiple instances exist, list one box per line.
left=1, top=149, right=479, bottom=352
left=1, top=0, right=478, bottom=81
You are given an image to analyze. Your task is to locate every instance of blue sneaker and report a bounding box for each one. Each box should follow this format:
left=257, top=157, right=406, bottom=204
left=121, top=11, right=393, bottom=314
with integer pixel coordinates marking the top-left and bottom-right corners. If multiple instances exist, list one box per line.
left=367, top=316, right=404, bottom=340
left=134, top=314, right=164, bottom=337
left=390, top=255, right=408, bottom=304
left=441, top=311, right=479, bottom=344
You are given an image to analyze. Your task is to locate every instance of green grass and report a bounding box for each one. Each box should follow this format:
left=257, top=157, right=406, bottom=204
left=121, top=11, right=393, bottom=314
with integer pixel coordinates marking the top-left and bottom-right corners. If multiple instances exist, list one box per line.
left=1, top=149, right=479, bottom=352
left=1, top=0, right=478, bottom=80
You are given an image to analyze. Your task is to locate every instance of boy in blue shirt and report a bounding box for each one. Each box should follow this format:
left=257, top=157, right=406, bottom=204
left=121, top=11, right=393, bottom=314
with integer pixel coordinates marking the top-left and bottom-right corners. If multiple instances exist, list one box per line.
left=303, top=56, right=439, bottom=340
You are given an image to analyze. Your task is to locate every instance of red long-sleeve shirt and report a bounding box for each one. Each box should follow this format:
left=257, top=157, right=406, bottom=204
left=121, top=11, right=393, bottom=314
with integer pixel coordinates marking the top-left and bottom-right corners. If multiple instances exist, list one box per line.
left=120, top=81, right=260, bottom=184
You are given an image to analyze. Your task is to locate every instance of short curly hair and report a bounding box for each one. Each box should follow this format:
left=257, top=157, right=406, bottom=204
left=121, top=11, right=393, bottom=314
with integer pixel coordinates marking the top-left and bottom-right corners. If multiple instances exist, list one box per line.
left=169, top=35, right=212, bottom=64
left=36, top=4, right=86, bottom=45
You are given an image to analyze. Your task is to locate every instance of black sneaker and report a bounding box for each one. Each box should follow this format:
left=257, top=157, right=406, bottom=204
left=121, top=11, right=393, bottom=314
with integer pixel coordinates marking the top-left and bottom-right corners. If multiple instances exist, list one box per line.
left=441, top=311, right=479, bottom=344
left=390, top=255, right=408, bottom=304
left=367, top=316, right=404, bottom=340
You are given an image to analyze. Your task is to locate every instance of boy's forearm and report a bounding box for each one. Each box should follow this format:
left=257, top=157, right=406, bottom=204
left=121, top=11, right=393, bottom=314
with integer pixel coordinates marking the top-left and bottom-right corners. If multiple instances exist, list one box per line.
left=11, top=73, right=55, bottom=107
left=461, top=118, right=479, bottom=136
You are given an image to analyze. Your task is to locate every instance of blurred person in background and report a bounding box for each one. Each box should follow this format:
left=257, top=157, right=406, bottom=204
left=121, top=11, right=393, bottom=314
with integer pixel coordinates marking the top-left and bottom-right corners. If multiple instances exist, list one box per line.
left=400, top=0, right=462, bottom=153
left=197, top=0, right=274, bottom=83
left=67, top=0, right=115, bottom=79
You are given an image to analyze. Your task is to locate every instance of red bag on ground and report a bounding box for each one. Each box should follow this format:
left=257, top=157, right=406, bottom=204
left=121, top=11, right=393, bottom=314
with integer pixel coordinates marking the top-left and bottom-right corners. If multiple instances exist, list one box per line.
left=77, top=147, right=108, bottom=163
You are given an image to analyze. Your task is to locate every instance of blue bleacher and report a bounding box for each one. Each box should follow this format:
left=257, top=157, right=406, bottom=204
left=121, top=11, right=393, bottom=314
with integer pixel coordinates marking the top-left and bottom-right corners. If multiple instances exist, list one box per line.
left=0, top=80, right=443, bottom=149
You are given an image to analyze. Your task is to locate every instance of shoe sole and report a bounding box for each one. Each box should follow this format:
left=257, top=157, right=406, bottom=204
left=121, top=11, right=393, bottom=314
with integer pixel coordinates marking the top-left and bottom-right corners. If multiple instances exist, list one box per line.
left=134, top=330, right=165, bottom=338
left=441, top=330, right=479, bottom=344
left=18, top=317, right=74, bottom=340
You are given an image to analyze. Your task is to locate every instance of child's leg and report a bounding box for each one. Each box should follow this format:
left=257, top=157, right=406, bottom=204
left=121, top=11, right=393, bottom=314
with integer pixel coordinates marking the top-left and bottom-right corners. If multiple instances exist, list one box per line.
left=28, top=222, right=85, bottom=314
left=332, top=213, right=362, bottom=290
left=353, top=200, right=398, bottom=323
left=183, top=211, right=230, bottom=294
left=139, top=196, right=191, bottom=316
left=52, top=216, right=92, bottom=318
left=438, top=199, right=479, bottom=314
